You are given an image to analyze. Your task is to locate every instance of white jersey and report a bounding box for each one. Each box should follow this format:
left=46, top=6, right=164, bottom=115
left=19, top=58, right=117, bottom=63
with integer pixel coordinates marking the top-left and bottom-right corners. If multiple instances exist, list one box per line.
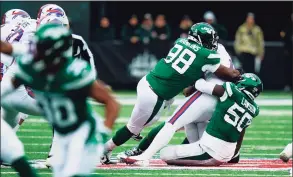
left=205, top=43, right=234, bottom=85
left=1, top=19, right=36, bottom=77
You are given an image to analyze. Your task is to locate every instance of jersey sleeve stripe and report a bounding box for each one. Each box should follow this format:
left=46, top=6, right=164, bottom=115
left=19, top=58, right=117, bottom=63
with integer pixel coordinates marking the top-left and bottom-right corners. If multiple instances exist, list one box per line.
left=225, top=82, right=233, bottom=97
left=220, top=91, right=228, bottom=102
left=62, top=68, right=96, bottom=90
left=207, top=54, right=221, bottom=59
left=168, top=91, right=202, bottom=124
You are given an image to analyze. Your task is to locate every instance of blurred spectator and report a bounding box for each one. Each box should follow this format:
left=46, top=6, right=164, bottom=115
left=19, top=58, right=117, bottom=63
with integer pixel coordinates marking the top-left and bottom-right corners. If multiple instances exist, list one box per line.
left=174, top=15, right=193, bottom=39
left=137, top=13, right=154, bottom=44
left=151, top=14, right=171, bottom=41
left=234, top=12, right=264, bottom=74
left=280, top=13, right=292, bottom=91
left=203, top=11, right=228, bottom=41
left=121, top=14, right=140, bottom=44
left=93, top=17, right=115, bottom=42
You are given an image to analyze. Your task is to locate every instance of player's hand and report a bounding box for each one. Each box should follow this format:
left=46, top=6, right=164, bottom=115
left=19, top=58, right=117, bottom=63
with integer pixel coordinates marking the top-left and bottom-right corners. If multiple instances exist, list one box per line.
left=183, top=86, right=196, bottom=97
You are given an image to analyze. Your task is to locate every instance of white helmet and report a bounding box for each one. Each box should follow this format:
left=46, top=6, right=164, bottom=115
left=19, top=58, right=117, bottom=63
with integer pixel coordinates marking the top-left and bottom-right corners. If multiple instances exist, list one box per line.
left=37, top=4, right=68, bottom=24
left=38, top=15, right=69, bottom=28
left=2, top=9, right=31, bottom=24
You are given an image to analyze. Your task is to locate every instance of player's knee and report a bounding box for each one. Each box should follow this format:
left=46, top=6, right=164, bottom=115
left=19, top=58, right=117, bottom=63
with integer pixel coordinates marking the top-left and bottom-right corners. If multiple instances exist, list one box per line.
left=2, top=140, right=24, bottom=164
left=160, top=146, right=177, bottom=161
left=126, top=123, right=143, bottom=135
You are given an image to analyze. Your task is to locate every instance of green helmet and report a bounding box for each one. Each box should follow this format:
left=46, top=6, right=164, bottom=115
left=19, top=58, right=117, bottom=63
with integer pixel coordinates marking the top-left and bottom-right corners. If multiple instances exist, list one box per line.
left=187, top=22, right=219, bottom=50
left=33, top=23, right=72, bottom=73
left=236, top=73, right=263, bottom=100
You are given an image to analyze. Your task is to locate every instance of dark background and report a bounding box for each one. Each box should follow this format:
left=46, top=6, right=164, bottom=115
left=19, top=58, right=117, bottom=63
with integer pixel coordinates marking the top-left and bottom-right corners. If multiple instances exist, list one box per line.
left=90, top=1, right=292, bottom=41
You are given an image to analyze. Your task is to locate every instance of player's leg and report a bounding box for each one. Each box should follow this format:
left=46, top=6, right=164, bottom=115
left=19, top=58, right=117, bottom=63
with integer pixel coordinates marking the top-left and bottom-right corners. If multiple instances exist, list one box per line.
left=124, top=92, right=216, bottom=162
left=103, top=76, right=165, bottom=163
left=1, top=106, right=19, bottom=128
left=61, top=120, right=101, bottom=177
left=280, top=142, right=292, bottom=162
left=0, top=118, right=39, bottom=177
left=184, top=121, right=208, bottom=143
left=160, top=142, right=222, bottom=166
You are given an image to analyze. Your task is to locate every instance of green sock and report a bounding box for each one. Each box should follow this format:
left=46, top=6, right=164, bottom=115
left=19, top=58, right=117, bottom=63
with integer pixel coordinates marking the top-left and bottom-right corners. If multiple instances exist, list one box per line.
left=138, top=122, right=165, bottom=151
left=112, top=125, right=133, bottom=146
left=11, top=156, right=39, bottom=177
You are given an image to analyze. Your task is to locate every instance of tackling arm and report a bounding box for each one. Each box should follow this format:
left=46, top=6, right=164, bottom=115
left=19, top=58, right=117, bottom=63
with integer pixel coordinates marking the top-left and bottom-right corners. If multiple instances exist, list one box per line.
left=194, top=78, right=225, bottom=97
left=89, top=80, right=120, bottom=130
left=214, top=65, right=241, bottom=83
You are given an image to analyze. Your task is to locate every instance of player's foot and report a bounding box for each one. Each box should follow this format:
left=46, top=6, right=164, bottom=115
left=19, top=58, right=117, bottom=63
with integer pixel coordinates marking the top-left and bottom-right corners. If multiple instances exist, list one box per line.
left=100, top=151, right=116, bottom=165
left=280, top=143, right=292, bottom=163
left=45, top=155, right=52, bottom=168
left=131, top=134, right=143, bottom=141
left=227, top=154, right=240, bottom=163
left=117, top=147, right=144, bottom=162
left=121, top=156, right=150, bottom=167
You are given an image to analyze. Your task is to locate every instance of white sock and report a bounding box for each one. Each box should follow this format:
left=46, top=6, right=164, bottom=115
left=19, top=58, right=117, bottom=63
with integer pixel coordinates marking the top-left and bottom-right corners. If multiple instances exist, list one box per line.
left=105, top=139, right=117, bottom=152
left=282, top=142, right=292, bottom=157
left=49, top=132, right=59, bottom=157
left=139, top=123, right=176, bottom=159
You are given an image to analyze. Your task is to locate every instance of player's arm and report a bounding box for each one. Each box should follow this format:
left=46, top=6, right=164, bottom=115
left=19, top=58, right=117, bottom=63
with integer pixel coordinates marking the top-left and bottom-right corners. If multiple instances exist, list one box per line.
left=89, top=80, right=120, bottom=130
left=1, top=41, right=29, bottom=56
left=214, top=65, right=241, bottom=83
left=183, top=85, right=196, bottom=97
left=194, top=78, right=225, bottom=97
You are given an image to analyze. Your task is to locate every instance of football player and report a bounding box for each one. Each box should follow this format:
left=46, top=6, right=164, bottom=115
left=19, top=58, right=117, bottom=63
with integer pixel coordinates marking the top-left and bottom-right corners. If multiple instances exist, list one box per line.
left=125, top=73, right=263, bottom=166
left=35, top=4, right=100, bottom=167
left=1, top=9, right=42, bottom=131
left=102, top=22, right=241, bottom=164
left=0, top=23, right=119, bottom=177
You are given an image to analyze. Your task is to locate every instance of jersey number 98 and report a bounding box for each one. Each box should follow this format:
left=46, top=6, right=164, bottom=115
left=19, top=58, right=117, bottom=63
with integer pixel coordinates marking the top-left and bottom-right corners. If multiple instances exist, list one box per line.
left=165, top=44, right=196, bottom=74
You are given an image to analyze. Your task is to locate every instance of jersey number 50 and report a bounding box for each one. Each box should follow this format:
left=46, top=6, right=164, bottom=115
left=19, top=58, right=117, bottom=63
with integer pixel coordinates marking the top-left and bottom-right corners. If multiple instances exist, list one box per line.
left=224, top=103, right=253, bottom=132
left=164, top=44, right=196, bottom=74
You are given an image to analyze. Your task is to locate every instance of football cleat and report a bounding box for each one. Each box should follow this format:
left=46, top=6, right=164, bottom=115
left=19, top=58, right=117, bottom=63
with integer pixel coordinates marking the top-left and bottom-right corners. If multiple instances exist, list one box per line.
left=117, top=147, right=144, bottom=162
left=131, top=134, right=143, bottom=141
left=45, top=155, right=52, bottom=168
left=100, top=151, right=116, bottom=165
left=280, top=143, right=292, bottom=163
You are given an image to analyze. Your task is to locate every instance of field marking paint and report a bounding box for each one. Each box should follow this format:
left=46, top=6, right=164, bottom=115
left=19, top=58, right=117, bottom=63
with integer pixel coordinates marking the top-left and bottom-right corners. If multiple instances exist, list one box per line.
left=0, top=172, right=290, bottom=176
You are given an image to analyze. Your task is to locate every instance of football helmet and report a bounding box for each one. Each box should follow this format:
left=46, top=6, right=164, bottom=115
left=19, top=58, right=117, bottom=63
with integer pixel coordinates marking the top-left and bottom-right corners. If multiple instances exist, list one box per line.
left=236, top=73, right=263, bottom=100
left=37, top=4, right=68, bottom=25
left=33, top=23, right=72, bottom=73
left=37, top=15, right=69, bottom=28
left=188, top=22, right=219, bottom=50
left=2, top=9, right=31, bottom=25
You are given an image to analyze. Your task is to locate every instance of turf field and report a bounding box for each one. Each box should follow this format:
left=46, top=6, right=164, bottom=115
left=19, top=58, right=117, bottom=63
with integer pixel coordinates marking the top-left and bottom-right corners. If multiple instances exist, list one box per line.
left=1, top=91, right=292, bottom=177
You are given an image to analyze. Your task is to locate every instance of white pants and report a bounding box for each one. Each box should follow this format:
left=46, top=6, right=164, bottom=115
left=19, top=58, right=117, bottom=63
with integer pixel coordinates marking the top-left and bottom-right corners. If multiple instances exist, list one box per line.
left=0, top=118, right=25, bottom=164
left=52, top=121, right=104, bottom=177
left=127, top=76, right=173, bottom=135
left=184, top=121, right=209, bottom=143
left=160, top=131, right=236, bottom=166
left=1, top=76, right=42, bottom=128
left=167, top=91, right=217, bottom=131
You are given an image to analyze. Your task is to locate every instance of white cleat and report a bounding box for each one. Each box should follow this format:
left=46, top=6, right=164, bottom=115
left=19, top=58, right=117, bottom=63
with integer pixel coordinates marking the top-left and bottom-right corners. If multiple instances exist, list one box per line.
left=280, top=143, right=292, bottom=163
left=45, top=156, right=52, bottom=169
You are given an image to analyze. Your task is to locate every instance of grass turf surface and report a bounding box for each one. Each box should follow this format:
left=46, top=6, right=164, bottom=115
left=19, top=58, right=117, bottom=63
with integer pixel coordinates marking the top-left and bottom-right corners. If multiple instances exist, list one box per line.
left=1, top=91, right=292, bottom=177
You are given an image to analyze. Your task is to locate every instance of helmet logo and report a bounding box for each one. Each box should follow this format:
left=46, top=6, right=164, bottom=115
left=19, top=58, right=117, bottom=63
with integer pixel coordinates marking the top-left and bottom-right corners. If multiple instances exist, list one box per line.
left=46, top=8, right=64, bottom=17
left=201, top=27, right=213, bottom=34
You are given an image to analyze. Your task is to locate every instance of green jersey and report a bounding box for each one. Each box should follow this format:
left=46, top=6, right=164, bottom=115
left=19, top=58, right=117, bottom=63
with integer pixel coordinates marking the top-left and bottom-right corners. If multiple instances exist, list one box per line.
left=206, top=82, right=260, bottom=143
left=15, top=55, right=96, bottom=134
left=146, top=38, right=221, bottom=100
